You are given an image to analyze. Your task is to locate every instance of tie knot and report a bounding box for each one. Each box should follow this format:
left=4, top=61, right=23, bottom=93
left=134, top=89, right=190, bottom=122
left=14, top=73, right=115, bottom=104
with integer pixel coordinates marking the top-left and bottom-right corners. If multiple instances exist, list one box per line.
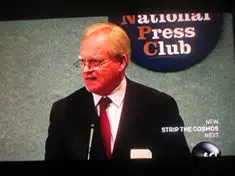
left=99, top=97, right=112, bottom=109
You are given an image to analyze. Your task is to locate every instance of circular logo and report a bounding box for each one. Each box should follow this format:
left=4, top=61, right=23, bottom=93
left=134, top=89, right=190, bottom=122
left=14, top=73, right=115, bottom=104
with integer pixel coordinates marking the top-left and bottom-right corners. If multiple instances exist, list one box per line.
left=108, top=13, right=223, bottom=72
left=192, top=141, right=221, bottom=157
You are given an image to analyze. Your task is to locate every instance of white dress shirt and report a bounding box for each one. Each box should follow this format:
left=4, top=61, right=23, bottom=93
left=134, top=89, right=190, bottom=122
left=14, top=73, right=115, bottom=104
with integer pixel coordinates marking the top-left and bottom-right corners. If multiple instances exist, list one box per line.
left=92, top=77, right=127, bottom=153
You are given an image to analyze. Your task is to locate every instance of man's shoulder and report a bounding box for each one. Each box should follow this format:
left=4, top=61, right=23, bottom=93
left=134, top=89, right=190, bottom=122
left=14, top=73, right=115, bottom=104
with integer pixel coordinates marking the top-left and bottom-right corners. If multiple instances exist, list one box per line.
left=127, top=79, right=174, bottom=101
left=52, top=87, right=89, bottom=107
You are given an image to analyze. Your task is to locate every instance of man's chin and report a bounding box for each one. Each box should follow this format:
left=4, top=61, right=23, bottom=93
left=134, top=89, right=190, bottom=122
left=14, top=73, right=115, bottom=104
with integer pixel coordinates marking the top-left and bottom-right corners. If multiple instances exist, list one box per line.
left=85, top=86, right=109, bottom=96
left=85, top=85, right=99, bottom=94
left=84, top=85, right=93, bottom=92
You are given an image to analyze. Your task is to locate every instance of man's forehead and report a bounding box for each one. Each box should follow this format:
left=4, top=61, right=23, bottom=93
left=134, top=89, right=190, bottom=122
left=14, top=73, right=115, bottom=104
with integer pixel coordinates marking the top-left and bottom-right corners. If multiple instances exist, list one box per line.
left=79, top=54, right=107, bottom=60
left=80, top=34, right=113, bottom=58
left=83, top=32, right=110, bottom=44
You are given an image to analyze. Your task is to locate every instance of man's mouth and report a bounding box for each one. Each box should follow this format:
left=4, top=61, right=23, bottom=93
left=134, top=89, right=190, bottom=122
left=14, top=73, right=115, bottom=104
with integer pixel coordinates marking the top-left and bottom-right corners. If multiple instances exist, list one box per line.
left=85, top=77, right=97, bottom=81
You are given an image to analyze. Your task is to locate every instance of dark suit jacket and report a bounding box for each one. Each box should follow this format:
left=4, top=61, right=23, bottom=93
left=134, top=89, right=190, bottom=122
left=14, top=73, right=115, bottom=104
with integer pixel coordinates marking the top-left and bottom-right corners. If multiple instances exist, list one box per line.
left=45, top=78, right=190, bottom=160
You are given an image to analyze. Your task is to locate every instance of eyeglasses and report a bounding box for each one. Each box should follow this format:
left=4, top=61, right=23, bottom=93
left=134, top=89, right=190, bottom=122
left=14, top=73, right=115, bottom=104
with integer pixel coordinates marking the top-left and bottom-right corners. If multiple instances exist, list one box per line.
left=73, top=58, right=113, bottom=69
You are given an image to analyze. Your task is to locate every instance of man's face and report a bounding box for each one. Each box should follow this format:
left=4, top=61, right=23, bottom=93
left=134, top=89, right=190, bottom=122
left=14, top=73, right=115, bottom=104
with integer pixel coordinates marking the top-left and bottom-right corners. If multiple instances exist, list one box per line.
left=79, top=33, right=124, bottom=96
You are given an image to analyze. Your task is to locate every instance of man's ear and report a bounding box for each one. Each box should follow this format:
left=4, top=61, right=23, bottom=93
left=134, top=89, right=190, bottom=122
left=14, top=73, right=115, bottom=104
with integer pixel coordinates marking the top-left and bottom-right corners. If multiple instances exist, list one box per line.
left=118, top=54, right=129, bottom=71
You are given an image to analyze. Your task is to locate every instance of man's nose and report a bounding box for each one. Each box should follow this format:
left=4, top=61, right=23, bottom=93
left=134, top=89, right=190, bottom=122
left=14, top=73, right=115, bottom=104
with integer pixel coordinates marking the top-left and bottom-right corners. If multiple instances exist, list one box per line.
left=82, top=64, right=91, bottom=72
left=82, top=65, right=98, bottom=72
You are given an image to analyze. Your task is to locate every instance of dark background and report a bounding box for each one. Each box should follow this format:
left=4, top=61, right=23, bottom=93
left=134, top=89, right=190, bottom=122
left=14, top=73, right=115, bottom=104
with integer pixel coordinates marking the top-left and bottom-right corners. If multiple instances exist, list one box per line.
left=0, top=0, right=234, bottom=20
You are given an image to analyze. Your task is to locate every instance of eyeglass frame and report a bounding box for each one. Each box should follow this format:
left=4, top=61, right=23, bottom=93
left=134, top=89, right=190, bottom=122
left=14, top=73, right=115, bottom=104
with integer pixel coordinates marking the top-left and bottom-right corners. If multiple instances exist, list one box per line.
left=73, top=55, right=121, bottom=69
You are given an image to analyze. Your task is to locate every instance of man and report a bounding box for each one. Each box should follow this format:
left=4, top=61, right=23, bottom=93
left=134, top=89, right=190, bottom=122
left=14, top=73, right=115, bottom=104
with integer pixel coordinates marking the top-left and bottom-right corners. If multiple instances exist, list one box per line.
left=45, top=22, right=190, bottom=160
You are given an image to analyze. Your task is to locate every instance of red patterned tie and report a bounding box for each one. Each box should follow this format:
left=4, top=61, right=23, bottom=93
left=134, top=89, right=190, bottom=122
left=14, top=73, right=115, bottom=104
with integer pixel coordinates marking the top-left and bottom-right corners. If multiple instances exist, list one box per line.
left=99, top=97, right=112, bottom=159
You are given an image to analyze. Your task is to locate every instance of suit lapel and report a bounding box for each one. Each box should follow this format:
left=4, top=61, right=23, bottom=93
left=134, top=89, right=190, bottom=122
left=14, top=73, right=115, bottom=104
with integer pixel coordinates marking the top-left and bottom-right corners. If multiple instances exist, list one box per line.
left=67, top=88, right=106, bottom=159
left=112, top=79, right=139, bottom=159
left=81, top=90, right=107, bottom=160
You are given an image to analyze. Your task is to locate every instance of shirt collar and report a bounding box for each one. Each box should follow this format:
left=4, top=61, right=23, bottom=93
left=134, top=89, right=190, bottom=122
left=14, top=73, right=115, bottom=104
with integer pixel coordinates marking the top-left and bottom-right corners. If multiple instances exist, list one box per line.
left=93, top=77, right=127, bottom=108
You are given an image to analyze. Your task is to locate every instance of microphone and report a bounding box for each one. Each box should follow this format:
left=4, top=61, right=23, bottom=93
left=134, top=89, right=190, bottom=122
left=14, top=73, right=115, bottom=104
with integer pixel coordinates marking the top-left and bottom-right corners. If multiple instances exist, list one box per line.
left=87, top=123, right=95, bottom=160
